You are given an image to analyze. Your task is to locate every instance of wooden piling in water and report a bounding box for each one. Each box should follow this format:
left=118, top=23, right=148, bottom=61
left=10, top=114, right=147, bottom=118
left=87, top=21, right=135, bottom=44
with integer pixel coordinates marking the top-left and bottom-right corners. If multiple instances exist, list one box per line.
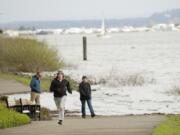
left=83, top=36, right=87, bottom=60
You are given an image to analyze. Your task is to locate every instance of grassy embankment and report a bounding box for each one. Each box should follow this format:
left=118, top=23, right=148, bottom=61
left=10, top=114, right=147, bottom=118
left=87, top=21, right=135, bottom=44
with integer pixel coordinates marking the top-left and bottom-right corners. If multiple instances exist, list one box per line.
left=0, top=36, right=62, bottom=72
left=152, top=115, right=180, bottom=135
left=0, top=103, right=31, bottom=129
left=0, top=36, right=78, bottom=91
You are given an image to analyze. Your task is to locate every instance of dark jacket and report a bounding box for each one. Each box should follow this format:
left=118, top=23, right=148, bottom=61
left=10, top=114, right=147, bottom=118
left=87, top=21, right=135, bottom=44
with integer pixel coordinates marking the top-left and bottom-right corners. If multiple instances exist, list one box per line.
left=50, top=78, right=72, bottom=97
left=30, top=75, right=41, bottom=93
left=79, top=82, right=91, bottom=100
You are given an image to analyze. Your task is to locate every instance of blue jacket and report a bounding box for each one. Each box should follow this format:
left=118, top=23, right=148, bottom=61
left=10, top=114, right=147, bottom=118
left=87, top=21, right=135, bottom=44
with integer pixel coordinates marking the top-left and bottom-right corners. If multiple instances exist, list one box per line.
left=30, top=75, right=41, bottom=93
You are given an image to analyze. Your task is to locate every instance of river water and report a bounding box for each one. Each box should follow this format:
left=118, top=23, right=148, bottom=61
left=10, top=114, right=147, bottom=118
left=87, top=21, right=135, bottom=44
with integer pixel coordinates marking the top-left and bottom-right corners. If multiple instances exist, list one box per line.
left=9, top=32, right=180, bottom=115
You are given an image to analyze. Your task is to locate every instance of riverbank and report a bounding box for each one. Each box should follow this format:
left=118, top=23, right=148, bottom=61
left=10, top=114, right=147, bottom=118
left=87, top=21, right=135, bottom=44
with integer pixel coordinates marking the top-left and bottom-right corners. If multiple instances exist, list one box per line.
left=0, top=115, right=165, bottom=135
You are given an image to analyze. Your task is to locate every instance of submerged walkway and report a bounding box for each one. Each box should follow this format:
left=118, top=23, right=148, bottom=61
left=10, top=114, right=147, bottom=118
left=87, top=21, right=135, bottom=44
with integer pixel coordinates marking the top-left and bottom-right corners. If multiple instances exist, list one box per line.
left=0, top=79, right=165, bottom=135
left=0, top=115, right=165, bottom=135
left=0, top=79, right=30, bottom=95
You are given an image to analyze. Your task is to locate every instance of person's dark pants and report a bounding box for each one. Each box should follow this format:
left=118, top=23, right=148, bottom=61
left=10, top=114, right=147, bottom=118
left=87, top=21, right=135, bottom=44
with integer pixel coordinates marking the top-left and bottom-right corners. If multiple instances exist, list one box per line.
left=81, top=99, right=95, bottom=117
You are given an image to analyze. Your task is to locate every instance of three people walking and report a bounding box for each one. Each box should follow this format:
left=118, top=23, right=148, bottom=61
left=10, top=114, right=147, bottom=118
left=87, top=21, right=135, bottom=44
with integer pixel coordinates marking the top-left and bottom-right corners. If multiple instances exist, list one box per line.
left=50, top=71, right=72, bottom=125
left=30, top=71, right=95, bottom=124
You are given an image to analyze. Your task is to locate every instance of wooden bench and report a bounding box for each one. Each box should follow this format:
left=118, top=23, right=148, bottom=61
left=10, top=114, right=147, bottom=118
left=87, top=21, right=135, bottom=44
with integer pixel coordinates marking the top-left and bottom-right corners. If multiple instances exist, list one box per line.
left=5, top=98, right=41, bottom=120
left=20, top=98, right=41, bottom=120
left=5, top=98, right=22, bottom=112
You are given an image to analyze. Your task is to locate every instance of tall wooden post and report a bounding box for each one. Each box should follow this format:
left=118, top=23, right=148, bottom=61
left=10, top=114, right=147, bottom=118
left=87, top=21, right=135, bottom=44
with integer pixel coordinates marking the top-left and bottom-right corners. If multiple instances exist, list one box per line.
left=83, top=36, right=87, bottom=60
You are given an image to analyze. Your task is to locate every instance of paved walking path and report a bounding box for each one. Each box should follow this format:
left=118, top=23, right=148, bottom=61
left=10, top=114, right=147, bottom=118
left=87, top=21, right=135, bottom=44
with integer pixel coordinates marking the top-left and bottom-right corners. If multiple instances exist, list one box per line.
left=0, top=115, right=165, bottom=135
left=0, top=79, right=165, bottom=135
left=0, top=79, right=30, bottom=95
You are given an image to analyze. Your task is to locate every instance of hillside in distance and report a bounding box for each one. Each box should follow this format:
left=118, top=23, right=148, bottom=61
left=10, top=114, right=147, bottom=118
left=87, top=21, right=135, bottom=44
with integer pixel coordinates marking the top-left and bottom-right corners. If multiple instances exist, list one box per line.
left=0, top=8, right=180, bottom=29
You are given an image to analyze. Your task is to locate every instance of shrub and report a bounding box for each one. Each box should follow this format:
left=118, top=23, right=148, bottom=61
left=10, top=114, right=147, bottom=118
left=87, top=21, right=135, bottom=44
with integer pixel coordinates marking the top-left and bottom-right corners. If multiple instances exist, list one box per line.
left=0, top=29, right=3, bottom=34
left=40, top=107, right=52, bottom=120
left=0, top=103, right=31, bottom=128
left=97, top=73, right=146, bottom=87
left=118, top=74, right=145, bottom=86
left=65, top=75, right=78, bottom=90
left=174, top=86, right=180, bottom=95
left=0, top=96, right=8, bottom=106
left=0, top=96, right=8, bottom=102
left=0, top=36, right=63, bottom=72
left=169, top=85, right=180, bottom=95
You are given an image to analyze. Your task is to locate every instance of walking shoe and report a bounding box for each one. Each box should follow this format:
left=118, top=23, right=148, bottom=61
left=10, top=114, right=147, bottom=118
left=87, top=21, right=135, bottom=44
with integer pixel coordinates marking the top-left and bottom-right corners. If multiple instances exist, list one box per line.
left=58, top=120, right=63, bottom=125
left=91, top=114, right=96, bottom=118
left=82, top=115, right=86, bottom=119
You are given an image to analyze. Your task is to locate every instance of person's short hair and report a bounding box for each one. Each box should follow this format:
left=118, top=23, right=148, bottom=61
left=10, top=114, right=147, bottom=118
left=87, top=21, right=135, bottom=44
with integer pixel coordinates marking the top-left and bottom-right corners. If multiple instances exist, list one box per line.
left=57, top=71, right=64, bottom=78
left=36, top=71, right=41, bottom=78
left=82, top=76, right=87, bottom=80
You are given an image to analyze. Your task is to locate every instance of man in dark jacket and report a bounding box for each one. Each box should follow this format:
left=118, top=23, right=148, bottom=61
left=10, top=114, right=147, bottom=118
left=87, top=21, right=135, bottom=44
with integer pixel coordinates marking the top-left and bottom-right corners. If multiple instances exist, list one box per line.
left=50, top=71, right=72, bottom=125
left=30, top=72, right=41, bottom=105
left=79, top=76, right=95, bottom=118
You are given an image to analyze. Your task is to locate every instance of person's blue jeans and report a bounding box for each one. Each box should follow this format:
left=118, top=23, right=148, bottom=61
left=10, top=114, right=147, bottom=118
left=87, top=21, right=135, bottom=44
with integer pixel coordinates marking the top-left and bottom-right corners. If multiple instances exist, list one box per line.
left=81, top=99, right=95, bottom=116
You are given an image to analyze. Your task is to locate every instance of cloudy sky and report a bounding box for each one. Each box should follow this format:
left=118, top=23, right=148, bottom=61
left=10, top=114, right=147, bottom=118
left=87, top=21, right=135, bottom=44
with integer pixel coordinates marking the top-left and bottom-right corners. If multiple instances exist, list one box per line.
left=0, top=0, right=180, bottom=23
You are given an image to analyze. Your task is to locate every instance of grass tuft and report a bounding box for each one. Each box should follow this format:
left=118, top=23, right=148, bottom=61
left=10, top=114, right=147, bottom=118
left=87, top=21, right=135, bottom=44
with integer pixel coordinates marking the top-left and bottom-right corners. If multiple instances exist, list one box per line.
left=152, top=115, right=180, bottom=135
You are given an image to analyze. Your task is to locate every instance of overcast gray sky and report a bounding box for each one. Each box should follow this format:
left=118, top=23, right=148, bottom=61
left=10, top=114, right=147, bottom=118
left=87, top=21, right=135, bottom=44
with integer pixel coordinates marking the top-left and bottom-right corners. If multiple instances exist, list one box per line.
left=0, top=0, right=180, bottom=23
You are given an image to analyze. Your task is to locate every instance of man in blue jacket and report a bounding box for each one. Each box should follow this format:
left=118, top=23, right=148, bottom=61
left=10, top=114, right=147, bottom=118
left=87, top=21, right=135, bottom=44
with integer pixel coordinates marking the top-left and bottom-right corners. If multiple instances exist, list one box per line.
left=30, top=72, right=41, bottom=105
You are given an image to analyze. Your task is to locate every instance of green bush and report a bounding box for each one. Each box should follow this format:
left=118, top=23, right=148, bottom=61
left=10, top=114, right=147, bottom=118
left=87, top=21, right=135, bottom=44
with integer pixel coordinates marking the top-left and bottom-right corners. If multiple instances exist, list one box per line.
left=0, top=95, right=8, bottom=102
left=65, top=75, right=78, bottom=90
left=152, top=115, right=180, bottom=135
left=0, top=104, right=31, bottom=129
left=0, top=36, right=63, bottom=72
left=0, top=96, right=8, bottom=106
left=0, top=29, right=3, bottom=34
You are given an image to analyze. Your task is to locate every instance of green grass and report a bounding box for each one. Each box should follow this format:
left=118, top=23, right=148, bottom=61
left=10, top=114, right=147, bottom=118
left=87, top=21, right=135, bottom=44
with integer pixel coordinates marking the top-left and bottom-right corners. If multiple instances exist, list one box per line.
left=0, top=72, right=78, bottom=91
left=152, top=115, right=180, bottom=135
left=0, top=103, right=31, bottom=129
left=0, top=36, right=63, bottom=72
